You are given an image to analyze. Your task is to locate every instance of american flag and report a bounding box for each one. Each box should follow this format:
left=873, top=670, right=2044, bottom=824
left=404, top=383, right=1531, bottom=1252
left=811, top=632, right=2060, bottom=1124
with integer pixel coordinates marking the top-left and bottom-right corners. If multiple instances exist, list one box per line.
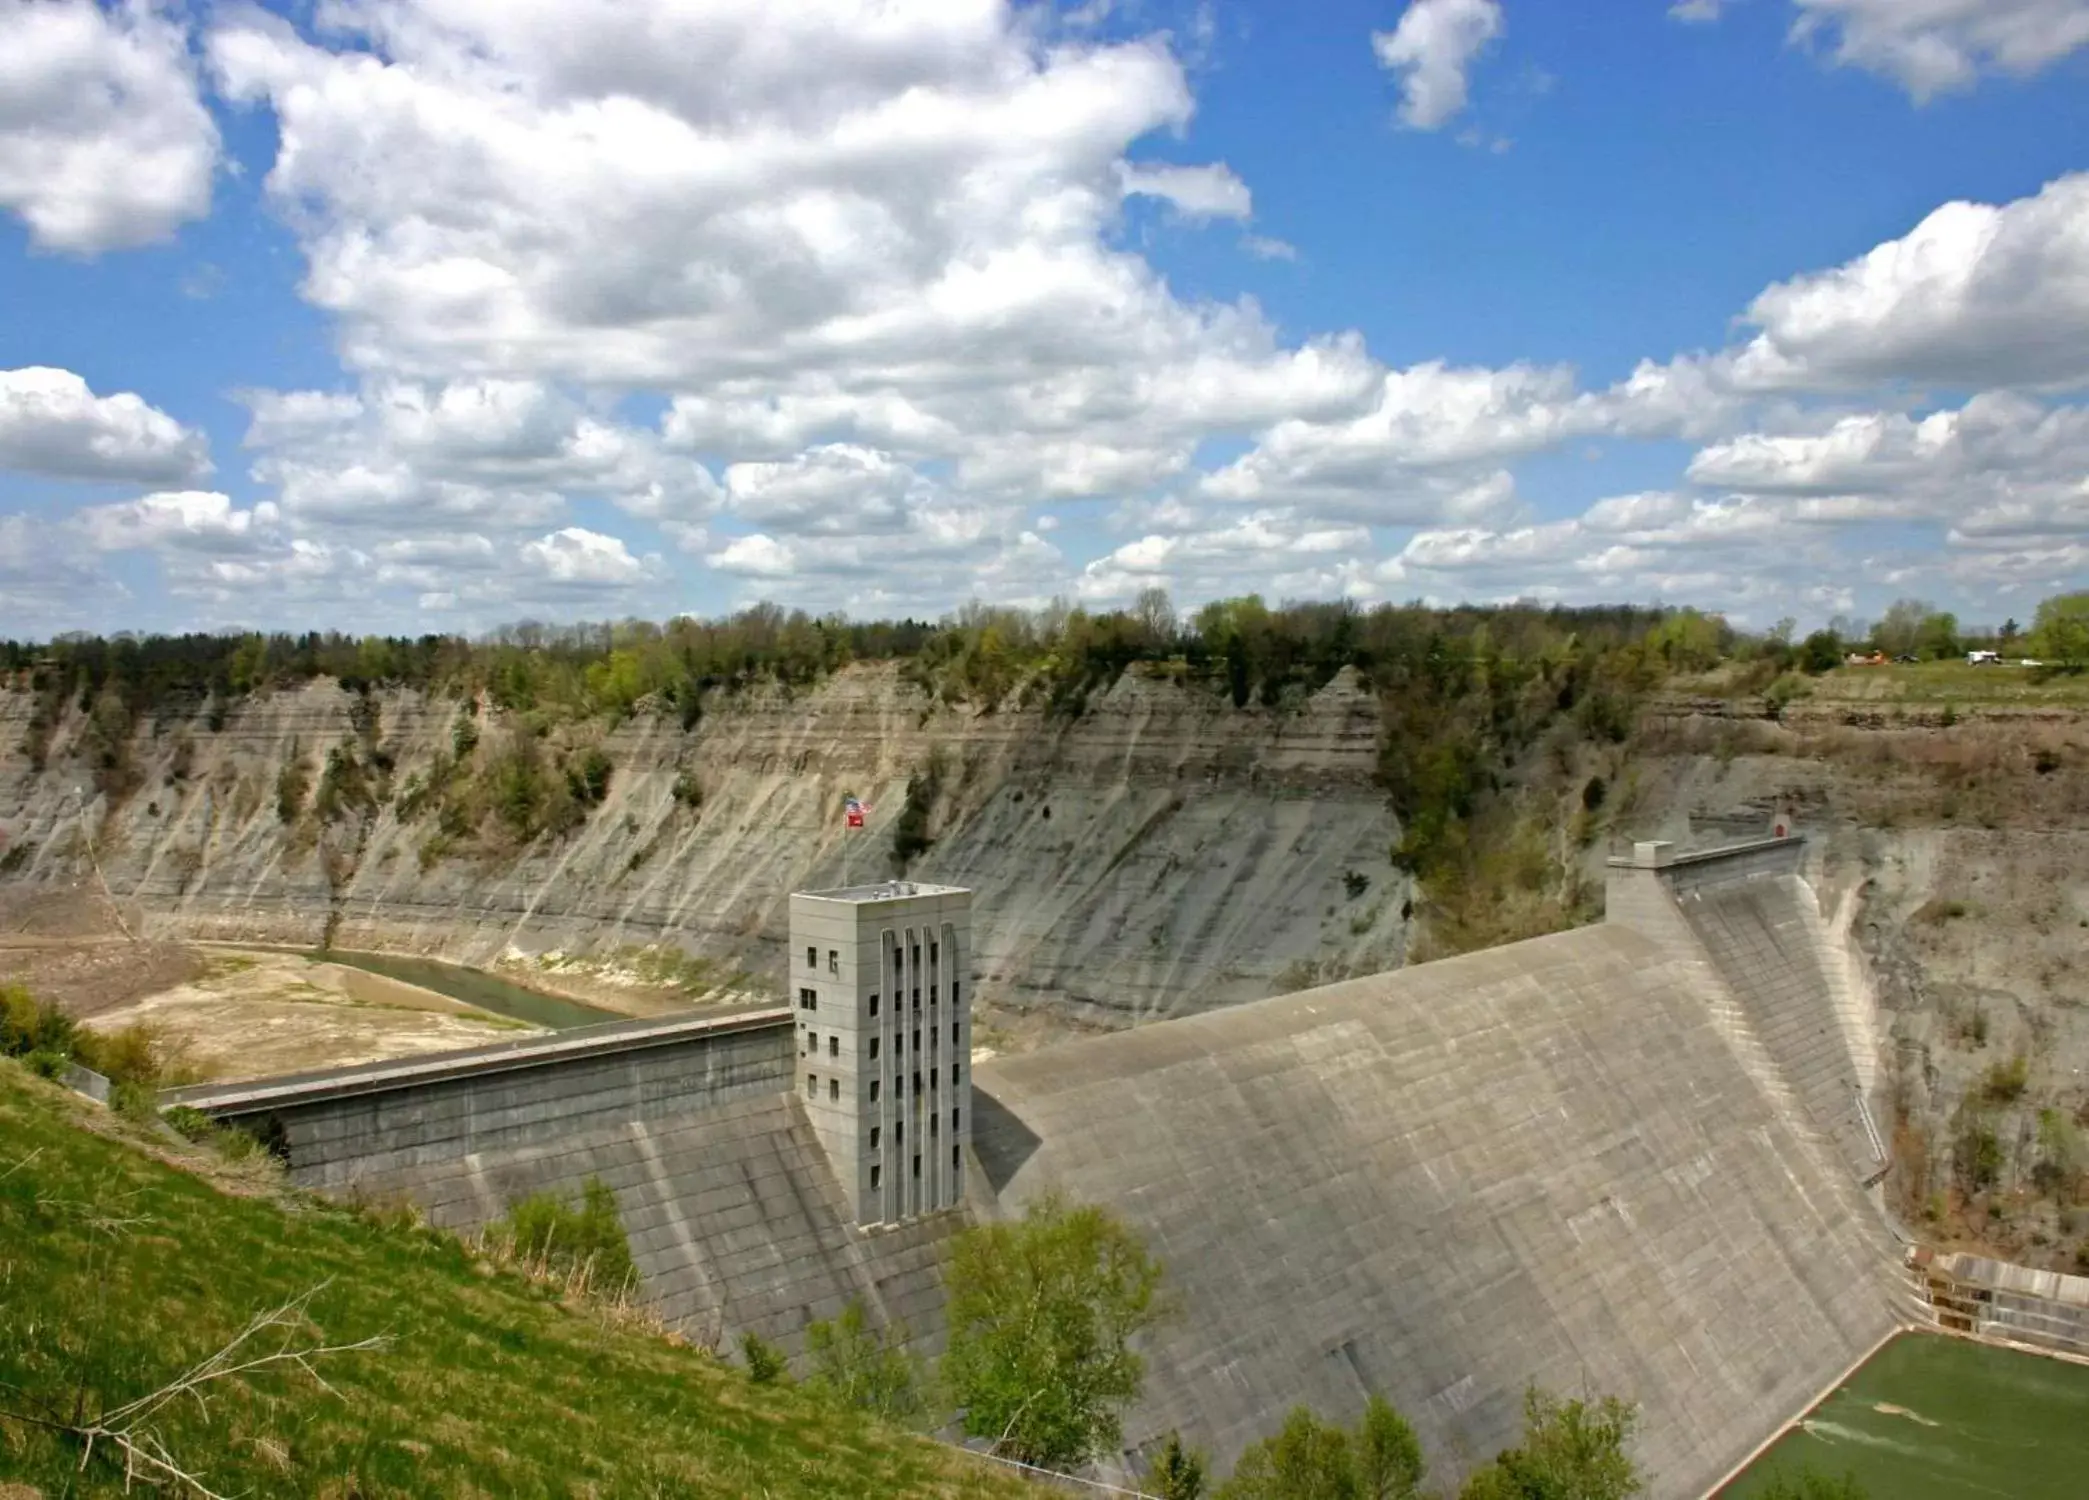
left=843, top=795, right=868, bottom=828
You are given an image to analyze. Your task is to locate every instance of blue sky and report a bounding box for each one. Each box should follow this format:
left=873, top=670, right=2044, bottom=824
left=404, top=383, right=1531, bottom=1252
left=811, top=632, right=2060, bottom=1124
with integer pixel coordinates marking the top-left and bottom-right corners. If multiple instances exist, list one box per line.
left=4, top=0, right=2089, bottom=637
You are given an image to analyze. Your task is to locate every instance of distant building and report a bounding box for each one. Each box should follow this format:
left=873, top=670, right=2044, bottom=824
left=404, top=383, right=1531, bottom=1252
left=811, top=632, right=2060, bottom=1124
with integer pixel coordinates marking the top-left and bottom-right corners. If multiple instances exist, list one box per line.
left=1968, top=649, right=2000, bottom=665
left=788, top=880, right=972, bottom=1225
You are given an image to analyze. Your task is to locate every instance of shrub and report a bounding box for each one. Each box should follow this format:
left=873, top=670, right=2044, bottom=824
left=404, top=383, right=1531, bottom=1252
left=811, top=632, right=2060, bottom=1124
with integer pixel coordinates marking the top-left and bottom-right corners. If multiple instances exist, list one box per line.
left=2, top=982, right=76, bottom=1059
left=891, top=756, right=944, bottom=872
left=566, top=746, right=614, bottom=806
left=2034, top=1108, right=2082, bottom=1199
left=1457, top=1387, right=1644, bottom=1500
left=1146, top=1432, right=1209, bottom=1500
left=1342, top=869, right=1371, bottom=901
left=276, top=745, right=311, bottom=824
left=1981, top=1054, right=2029, bottom=1104
left=670, top=769, right=704, bottom=809
left=741, top=1330, right=790, bottom=1384
left=802, top=1300, right=924, bottom=1422
left=1215, top=1396, right=1424, bottom=1500
left=71, top=1022, right=164, bottom=1085
left=1957, top=1117, right=2004, bottom=1194
left=485, top=1178, right=637, bottom=1302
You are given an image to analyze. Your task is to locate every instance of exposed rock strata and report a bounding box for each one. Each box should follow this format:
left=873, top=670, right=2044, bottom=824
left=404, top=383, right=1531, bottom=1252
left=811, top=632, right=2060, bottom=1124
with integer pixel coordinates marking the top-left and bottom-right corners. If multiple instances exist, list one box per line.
left=0, top=665, right=1403, bottom=1034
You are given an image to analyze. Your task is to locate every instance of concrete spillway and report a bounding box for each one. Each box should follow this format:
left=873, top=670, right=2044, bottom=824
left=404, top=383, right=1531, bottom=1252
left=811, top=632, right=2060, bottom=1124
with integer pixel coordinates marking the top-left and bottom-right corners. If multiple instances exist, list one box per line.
left=969, top=917, right=1900, bottom=1496
left=1676, top=874, right=1888, bottom=1184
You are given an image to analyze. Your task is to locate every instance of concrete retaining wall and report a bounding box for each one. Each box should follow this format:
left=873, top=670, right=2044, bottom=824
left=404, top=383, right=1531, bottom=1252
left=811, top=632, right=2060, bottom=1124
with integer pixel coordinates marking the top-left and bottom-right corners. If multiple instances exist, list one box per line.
left=361, top=1091, right=962, bottom=1361
left=168, top=1007, right=796, bottom=1191
left=1912, top=1247, right=2089, bottom=1358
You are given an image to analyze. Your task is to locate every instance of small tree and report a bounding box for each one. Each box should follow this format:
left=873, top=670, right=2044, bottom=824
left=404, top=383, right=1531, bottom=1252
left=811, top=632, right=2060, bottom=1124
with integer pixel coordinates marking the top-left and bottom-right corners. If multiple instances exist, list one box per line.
left=1147, top=1431, right=1210, bottom=1500
left=1458, top=1388, right=1644, bottom=1500
left=1357, top=1395, right=1426, bottom=1499
left=941, top=1193, right=1164, bottom=1470
left=1219, top=1407, right=1358, bottom=1500
left=1217, top=1395, right=1426, bottom=1500
left=802, top=1299, right=925, bottom=1423
left=2031, top=592, right=2089, bottom=669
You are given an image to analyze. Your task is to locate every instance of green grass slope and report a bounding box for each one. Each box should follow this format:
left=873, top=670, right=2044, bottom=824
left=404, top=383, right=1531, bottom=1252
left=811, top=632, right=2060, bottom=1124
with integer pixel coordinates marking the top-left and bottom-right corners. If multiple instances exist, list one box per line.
left=0, top=1063, right=1019, bottom=1498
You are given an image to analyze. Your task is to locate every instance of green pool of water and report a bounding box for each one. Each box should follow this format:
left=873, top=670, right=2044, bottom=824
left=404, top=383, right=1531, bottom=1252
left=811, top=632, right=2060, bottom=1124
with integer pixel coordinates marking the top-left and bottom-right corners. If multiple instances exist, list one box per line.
left=311, top=950, right=615, bottom=1030
left=1720, top=1331, right=2089, bottom=1499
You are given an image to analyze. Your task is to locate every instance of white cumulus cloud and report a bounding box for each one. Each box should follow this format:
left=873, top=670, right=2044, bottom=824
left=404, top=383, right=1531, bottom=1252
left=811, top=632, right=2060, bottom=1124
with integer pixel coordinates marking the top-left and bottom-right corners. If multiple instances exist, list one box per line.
left=79, top=490, right=280, bottom=552
left=1732, top=172, right=2089, bottom=391
left=0, top=366, right=209, bottom=483
left=0, top=0, right=218, bottom=253
left=518, top=526, right=658, bottom=587
left=1791, top=0, right=2089, bottom=101
left=1373, top=0, right=1505, bottom=130
left=1117, top=160, right=1253, bottom=221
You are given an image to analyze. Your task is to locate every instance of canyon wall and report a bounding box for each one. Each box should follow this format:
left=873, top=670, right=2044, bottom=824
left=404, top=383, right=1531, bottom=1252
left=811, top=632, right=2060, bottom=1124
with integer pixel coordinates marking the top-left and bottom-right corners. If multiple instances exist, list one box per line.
left=0, top=664, right=1406, bottom=1035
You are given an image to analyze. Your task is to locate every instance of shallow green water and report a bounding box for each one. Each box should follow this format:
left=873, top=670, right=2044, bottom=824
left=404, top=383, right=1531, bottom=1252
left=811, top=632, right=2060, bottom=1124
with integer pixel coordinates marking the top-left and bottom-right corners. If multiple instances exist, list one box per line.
left=311, top=950, right=615, bottom=1030
left=1722, top=1331, right=2089, bottom=1499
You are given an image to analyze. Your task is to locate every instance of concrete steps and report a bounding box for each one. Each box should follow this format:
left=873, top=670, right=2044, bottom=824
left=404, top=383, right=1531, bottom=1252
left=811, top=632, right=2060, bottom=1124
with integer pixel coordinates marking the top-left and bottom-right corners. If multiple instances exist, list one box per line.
left=1681, top=878, right=1889, bottom=1187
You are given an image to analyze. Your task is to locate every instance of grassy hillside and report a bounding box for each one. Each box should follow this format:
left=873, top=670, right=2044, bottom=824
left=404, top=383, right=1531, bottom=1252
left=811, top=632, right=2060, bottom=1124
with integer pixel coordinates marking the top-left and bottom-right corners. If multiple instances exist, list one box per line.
left=0, top=1063, right=1019, bottom=1498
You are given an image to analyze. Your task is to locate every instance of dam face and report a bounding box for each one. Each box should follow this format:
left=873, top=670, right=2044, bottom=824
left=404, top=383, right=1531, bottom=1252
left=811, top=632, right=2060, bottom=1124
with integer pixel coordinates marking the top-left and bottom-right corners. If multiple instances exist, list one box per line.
left=173, top=836, right=1905, bottom=1495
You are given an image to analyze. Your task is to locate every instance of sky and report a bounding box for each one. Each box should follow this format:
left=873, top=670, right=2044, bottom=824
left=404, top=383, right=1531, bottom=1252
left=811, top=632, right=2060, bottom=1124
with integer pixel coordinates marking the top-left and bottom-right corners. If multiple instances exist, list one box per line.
left=2, top=0, right=2088, bottom=638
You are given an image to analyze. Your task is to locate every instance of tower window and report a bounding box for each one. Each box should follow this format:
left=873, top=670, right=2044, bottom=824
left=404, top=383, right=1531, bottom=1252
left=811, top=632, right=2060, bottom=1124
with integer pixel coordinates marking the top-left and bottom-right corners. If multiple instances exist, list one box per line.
left=869, top=992, right=879, bottom=1016
left=806, top=945, right=817, bottom=969
left=952, top=1145, right=960, bottom=1172
left=930, top=1115, right=938, bottom=1138
left=869, top=1036, right=880, bottom=1059
left=829, top=1078, right=839, bottom=1101
left=912, top=988, right=921, bottom=1010
left=911, top=944, right=921, bottom=968
left=951, top=1022, right=959, bottom=1045
left=870, top=1125, right=881, bottom=1148
left=952, top=1064, right=960, bottom=1085
left=952, top=1107, right=960, bottom=1130
left=828, top=1035, right=839, bottom=1058
left=913, top=1072, right=923, bottom=1096
left=912, top=1029, right=921, bottom=1052
left=930, top=1068, right=938, bottom=1088
left=930, top=940, right=939, bottom=963
left=952, top=981, right=960, bottom=1004
left=807, top=1031, right=817, bottom=1052
left=870, top=1079, right=880, bottom=1102
left=799, top=986, right=817, bottom=1011
left=829, top=949, right=840, bottom=974
left=912, top=1154, right=921, bottom=1179
left=896, top=1120, right=904, bottom=1145
left=806, top=1074, right=816, bottom=1097
left=871, top=1163, right=881, bottom=1189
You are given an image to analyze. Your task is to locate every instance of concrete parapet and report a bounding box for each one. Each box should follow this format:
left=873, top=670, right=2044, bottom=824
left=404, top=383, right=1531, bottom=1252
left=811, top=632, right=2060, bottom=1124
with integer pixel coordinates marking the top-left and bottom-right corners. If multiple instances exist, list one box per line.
left=168, top=1006, right=796, bottom=1188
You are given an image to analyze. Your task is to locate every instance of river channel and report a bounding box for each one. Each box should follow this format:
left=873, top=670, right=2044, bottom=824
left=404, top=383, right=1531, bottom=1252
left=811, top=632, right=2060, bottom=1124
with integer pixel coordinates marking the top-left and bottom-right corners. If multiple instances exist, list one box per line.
left=310, top=949, right=616, bottom=1030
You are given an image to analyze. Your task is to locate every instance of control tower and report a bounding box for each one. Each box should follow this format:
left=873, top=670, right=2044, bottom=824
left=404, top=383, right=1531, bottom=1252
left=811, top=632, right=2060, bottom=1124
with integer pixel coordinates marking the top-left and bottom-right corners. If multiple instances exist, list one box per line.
left=787, top=880, right=972, bottom=1225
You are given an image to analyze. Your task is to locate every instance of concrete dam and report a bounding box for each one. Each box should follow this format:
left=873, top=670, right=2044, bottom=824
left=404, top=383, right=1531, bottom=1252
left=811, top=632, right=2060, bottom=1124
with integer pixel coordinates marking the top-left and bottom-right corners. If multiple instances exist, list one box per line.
left=170, top=836, right=1907, bottom=1496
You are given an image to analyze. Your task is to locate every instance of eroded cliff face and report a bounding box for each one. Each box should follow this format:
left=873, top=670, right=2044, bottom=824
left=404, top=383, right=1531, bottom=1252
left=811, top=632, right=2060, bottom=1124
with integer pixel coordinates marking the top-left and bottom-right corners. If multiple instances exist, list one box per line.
left=0, top=664, right=1407, bottom=1038
left=1629, top=705, right=2089, bottom=1272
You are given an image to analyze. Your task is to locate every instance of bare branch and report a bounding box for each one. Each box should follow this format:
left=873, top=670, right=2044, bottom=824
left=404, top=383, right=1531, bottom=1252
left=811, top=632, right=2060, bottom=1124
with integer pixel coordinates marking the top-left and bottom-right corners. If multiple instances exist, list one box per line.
left=7, top=1280, right=389, bottom=1498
